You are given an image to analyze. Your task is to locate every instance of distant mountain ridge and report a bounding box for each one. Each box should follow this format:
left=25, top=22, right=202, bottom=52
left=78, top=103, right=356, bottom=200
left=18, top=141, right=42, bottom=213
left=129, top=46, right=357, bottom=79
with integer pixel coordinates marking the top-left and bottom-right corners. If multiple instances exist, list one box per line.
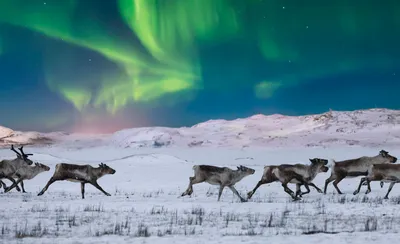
left=110, top=108, right=400, bottom=149
left=1, top=108, right=400, bottom=148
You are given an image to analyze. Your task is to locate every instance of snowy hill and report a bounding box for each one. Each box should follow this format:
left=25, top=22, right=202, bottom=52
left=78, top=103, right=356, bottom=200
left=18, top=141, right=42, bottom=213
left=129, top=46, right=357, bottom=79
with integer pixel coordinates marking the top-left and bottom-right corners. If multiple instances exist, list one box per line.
left=2, top=108, right=400, bottom=149
left=110, top=108, right=400, bottom=149
left=0, top=125, right=52, bottom=147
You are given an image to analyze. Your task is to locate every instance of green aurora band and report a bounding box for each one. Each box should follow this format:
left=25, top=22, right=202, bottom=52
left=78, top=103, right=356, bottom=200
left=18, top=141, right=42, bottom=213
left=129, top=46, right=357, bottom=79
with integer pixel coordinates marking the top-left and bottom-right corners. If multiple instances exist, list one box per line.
left=0, top=0, right=399, bottom=114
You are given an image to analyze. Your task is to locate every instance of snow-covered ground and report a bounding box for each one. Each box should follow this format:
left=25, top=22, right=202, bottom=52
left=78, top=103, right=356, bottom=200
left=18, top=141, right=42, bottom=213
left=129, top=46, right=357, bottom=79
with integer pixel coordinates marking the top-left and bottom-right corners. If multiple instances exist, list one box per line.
left=1, top=145, right=400, bottom=244
left=1, top=108, right=400, bottom=243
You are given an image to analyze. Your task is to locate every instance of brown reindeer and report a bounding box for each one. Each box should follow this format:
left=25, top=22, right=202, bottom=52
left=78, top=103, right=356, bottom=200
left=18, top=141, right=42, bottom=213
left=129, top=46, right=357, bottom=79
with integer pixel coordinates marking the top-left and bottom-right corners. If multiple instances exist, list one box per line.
left=353, top=164, right=400, bottom=199
left=4, top=162, right=50, bottom=193
left=181, top=165, right=255, bottom=202
left=324, top=150, right=397, bottom=194
left=37, top=163, right=116, bottom=199
left=0, top=145, right=34, bottom=192
left=247, top=158, right=329, bottom=201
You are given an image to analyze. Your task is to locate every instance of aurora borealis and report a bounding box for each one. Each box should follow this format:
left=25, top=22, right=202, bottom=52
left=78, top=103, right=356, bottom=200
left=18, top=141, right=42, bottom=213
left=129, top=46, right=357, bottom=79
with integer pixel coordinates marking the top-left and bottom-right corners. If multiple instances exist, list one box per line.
left=0, top=0, right=399, bottom=132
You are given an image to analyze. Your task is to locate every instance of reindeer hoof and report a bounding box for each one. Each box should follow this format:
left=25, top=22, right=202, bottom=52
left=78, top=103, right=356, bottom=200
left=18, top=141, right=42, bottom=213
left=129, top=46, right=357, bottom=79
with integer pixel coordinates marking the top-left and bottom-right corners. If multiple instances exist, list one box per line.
left=317, top=189, right=323, bottom=193
left=240, top=198, right=248, bottom=203
left=365, top=190, right=371, bottom=195
left=384, top=196, right=389, bottom=200
left=37, top=192, right=43, bottom=196
left=106, top=193, right=111, bottom=196
left=353, top=190, right=358, bottom=195
left=247, top=191, right=253, bottom=199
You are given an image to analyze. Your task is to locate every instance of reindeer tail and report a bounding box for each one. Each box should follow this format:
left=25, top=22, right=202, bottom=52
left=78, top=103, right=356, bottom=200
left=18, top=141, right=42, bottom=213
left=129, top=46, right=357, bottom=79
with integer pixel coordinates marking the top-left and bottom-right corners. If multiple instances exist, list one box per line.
left=327, top=159, right=336, bottom=169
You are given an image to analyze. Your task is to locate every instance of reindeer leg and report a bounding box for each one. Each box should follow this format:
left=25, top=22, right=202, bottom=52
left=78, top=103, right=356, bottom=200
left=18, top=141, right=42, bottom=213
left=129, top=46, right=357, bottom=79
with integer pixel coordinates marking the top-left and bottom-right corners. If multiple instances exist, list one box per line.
left=81, top=182, right=85, bottom=199
left=181, top=176, right=204, bottom=197
left=0, top=177, right=19, bottom=192
left=20, top=180, right=26, bottom=193
left=332, top=174, right=345, bottom=194
left=217, top=185, right=225, bottom=201
left=247, top=178, right=274, bottom=199
left=3, top=176, right=21, bottom=192
left=0, top=180, right=6, bottom=190
left=295, top=184, right=302, bottom=197
left=228, top=185, right=247, bottom=202
left=300, top=184, right=311, bottom=196
left=364, top=175, right=387, bottom=195
left=37, top=177, right=58, bottom=196
left=307, top=183, right=322, bottom=193
left=324, top=175, right=335, bottom=194
left=4, top=178, right=24, bottom=193
left=286, top=172, right=309, bottom=200
left=384, top=182, right=395, bottom=199
left=365, top=178, right=372, bottom=194
left=90, top=181, right=111, bottom=197
left=353, top=177, right=367, bottom=195
left=282, top=182, right=298, bottom=200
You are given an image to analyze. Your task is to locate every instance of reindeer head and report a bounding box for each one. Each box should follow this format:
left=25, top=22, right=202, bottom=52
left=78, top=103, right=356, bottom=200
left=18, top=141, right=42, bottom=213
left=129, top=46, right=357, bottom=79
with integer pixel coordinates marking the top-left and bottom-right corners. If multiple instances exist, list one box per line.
left=379, top=150, right=397, bottom=163
left=236, top=165, right=255, bottom=175
left=34, top=162, right=50, bottom=172
left=11, top=145, right=33, bottom=165
left=309, top=158, right=329, bottom=172
left=98, top=163, right=116, bottom=175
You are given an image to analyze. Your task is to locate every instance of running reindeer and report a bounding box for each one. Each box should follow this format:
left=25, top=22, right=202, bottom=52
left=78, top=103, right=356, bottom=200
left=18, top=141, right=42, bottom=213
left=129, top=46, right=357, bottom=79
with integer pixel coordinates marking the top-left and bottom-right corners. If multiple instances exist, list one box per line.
left=37, top=163, right=116, bottom=199
left=324, top=150, right=397, bottom=194
left=181, top=165, right=255, bottom=202
left=353, top=163, right=400, bottom=199
left=247, top=158, right=329, bottom=201
left=4, top=162, right=50, bottom=193
left=0, top=145, right=34, bottom=192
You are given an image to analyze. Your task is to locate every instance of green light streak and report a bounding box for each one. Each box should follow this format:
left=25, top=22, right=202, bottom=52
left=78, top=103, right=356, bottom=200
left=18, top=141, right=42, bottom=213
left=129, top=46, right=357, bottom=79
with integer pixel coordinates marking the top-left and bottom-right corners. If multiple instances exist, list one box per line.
left=0, top=0, right=399, bottom=114
left=0, top=0, right=202, bottom=113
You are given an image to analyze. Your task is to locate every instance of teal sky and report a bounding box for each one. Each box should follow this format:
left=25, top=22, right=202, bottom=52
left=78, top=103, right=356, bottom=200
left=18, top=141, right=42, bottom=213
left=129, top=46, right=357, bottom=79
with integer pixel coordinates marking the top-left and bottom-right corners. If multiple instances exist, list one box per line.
left=0, top=0, right=399, bottom=133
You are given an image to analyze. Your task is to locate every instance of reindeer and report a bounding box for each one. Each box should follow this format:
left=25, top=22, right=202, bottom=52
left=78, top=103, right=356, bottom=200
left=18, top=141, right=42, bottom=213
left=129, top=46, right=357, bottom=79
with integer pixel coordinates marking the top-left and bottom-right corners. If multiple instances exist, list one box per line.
left=181, top=165, right=255, bottom=202
left=4, top=162, right=50, bottom=193
left=247, top=158, right=329, bottom=201
left=353, top=164, right=400, bottom=199
left=0, top=145, right=34, bottom=192
left=37, top=163, right=116, bottom=199
left=324, top=150, right=397, bottom=194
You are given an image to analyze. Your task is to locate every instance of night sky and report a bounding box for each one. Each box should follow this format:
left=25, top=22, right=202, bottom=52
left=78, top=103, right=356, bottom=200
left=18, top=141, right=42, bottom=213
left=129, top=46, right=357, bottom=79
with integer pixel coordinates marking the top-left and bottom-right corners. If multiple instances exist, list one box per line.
left=0, top=0, right=399, bottom=133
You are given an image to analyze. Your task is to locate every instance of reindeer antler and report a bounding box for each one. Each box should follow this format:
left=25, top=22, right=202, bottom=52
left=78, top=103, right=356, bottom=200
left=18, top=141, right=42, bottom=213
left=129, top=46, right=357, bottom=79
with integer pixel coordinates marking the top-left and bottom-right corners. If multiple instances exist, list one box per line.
left=10, top=145, right=22, bottom=158
left=18, top=146, right=33, bottom=158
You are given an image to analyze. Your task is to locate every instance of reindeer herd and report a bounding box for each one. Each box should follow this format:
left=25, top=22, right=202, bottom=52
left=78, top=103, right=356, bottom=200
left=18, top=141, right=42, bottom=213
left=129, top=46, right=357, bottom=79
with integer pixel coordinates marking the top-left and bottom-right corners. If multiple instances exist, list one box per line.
left=1, top=145, right=400, bottom=202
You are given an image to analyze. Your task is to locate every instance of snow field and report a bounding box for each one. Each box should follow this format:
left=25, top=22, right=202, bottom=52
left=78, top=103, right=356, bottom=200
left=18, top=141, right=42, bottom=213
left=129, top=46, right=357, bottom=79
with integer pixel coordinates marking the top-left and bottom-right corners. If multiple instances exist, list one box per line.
left=1, top=146, right=400, bottom=243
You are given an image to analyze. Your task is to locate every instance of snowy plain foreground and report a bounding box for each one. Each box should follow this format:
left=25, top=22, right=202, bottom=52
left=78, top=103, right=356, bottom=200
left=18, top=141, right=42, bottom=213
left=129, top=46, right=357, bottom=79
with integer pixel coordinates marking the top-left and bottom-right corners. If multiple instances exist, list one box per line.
left=2, top=146, right=400, bottom=244
left=1, top=109, right=400, bottom=243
